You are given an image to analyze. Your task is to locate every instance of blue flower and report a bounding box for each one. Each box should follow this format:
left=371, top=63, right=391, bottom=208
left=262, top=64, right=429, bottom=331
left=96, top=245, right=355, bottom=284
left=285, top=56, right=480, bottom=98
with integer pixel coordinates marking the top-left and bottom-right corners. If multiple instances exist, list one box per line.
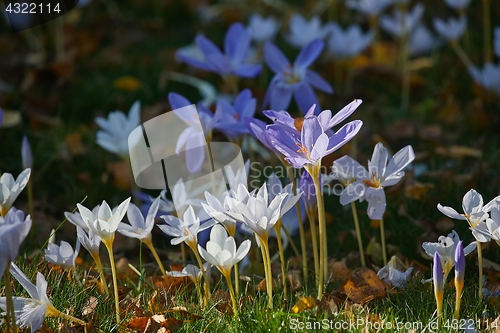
left=433, top=16, right=467, bottom=42
left=327, top=23, right=374, bottom=59
left=263, top=39, right=333, bottom=113
left=469, top=62, right=500, bottom=97
left=248, top=14, right=280, bottom=43
left=284, top=14, right=332, bottom=48
left=380, top=3, right=424, bottom=37
left=176, top=22, right=262, bottom=79
left=346, top=0, right=394, bottom=17
left=213, top=89, right=256, bottom=140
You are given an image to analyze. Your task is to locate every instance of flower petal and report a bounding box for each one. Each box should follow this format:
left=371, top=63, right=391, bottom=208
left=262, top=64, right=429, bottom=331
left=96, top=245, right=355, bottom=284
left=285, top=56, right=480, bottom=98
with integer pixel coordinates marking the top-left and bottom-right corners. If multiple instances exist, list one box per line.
left=264, top=41, right=291, bottom=73
left=305, top=70, right=333, bottom=93
left=365, top=186, right=386, bottom=220
left=294, top=39, right=324, bottom=70
left=437, top=204, right=467, bottom=220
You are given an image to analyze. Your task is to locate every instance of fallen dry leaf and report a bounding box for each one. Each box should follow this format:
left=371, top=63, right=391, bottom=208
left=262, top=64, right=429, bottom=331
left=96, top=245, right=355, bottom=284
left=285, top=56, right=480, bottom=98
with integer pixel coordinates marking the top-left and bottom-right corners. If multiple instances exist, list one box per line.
left=328, top=259, right=354, bottom=281
left=113, top=75, right=142, bottom=91
left=435, top=145, right=483, bottom=158
left=291, top=296, right=317, bottom=314
left=342, top=267, right=390, bottom=304
left=286, top=270, right=301, bottom=291
left=81, top=296, right=98, bottom=317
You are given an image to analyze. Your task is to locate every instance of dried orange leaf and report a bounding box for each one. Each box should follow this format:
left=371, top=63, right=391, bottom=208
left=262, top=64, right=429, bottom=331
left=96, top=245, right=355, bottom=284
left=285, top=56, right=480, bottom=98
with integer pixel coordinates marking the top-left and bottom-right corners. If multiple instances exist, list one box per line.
left=343, top=267, right=390, bottom=304
left=291, top=296, right=318, bottom=314
left=113, top=75, right=142, bottom=91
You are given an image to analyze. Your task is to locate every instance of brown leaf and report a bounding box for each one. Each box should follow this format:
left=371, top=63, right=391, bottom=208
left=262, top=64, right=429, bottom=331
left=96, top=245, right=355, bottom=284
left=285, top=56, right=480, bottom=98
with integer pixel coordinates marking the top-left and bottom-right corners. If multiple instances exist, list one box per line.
left=128, top=317, right=152, bottom=331
left=65, top=133, right=86, bottom=155
left=342, top=267, right=390, bottom=304
left=328, top=259, right=353, bottom=280
left=81, top=296, right=98, bottom=317
left=167, top=306, right=203, bottom=321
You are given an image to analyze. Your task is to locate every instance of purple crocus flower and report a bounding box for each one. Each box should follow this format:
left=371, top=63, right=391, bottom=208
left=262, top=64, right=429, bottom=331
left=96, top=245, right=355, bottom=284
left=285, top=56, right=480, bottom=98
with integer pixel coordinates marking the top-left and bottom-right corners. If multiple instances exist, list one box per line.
left=21, top=135, right=33, bottom=169
left=244, top=118, right=280, bottom=155
left=213, top=89, right=256, bottom=140
left=268, top=115, right=362, bottom=169
left=263, top=39, right=333, bottom=113
left=380, top=3, right=425, bottom=37
left=264, top=100, right=362, bottom=134
left=455, top=240, right=465, bottom=284
left=284, top=14, right=332, bottom=48
left=433, top=252, right=444, bottom=319
left=248, top=14, right=280, bottom=43
left=176, top=22, right=262, bottom=79
left=299, top=171, right=316, bottom=211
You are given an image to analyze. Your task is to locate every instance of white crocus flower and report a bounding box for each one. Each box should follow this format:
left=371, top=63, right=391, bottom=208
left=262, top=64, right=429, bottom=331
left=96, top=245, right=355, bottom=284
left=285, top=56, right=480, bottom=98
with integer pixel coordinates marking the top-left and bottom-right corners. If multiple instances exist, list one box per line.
left=377, top=256, right=413, bottom=288
left=44, top=240, right=79, bottom=269
left=346, top=0, right=394, bottom=17
left=284, top=13, right=332, bottom=48
left=65, top=205, right=99, bottom=233
left=437, top=189, right=499, bottom=242
left=330, top=155, right=367, bottom=206
left=202, top=191, right=238, bottom=237
left=0, top=208, right=32, bottom=279
left=117, top=197, right=160, bottom=242
left=158, top=205, right=214, bottom=248
left=380, top=3, right=425, bottom=38
left=198, top=224, right=250, bottom=278
left=76, top=226, right=100, bottom=256
left=0, top=263, right=85, bottom=332
left=77, top=197, right=131, bottom=244
left=165, top=263, right=211, bottom=282
left=0, top=168, right=31, bottom=216
left=95, top=100, right=140, bottom=157
left=198, top=224, right=250, bottom=316
left=433, top=16, right=467, bottom=42
left=422, top=230, right=476, bottom=279
left=225, top=183, right=286, bottom=244
left=248, top=14, right=280, bottom=43
left=480, top=198, right=500, bottom=246
left=267, top=173, right=302, bottom=218
left=341, top=143, right=415, bottom=220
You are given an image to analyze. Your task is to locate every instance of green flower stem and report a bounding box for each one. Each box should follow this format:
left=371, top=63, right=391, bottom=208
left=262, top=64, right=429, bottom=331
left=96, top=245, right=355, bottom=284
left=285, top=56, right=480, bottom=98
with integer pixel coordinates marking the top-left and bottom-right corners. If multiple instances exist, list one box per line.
left=46, top=304, right=87, bottom=326
left=90, top=252, right=109, bottom=295
left=285, top=165, right=308, bottom=284
left=380, top=217, right=388, bottom=266
left=3, top=263, right=17, bottom=333
left=222, top=270, right=239, bottom=317
left=306, top=162, right=326, bottom=300
left=188, top=243, right=210, bottom=307
left=273, top=220, right=287, bottom=295
left=143, top=238, right=169, bottom=282
left=477, top=241, right=483, bottom=299
left=482, top=0, right=491, bottom=63
left=351, top=202, right=365, bottom=267
left=306, top=208, right=319, bottom=287
left=259, top=238, right=273, bottom=309
left=450, top=40, right=475, bottom=69
left=103, top=239, right=121, bottom=324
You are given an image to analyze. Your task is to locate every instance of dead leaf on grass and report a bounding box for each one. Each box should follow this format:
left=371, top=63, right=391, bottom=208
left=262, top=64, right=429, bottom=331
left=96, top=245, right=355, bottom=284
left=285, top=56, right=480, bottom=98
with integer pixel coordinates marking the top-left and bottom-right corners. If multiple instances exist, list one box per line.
left=342, top=267, right=390, bottom=304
